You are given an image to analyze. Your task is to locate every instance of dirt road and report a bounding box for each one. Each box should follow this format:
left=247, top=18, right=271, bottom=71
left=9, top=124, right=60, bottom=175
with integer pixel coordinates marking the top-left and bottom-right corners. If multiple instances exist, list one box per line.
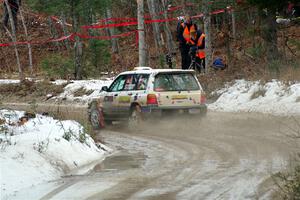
left=3, top=103, right=299, bottom=199
left=9, top=111, right=295, bottom=200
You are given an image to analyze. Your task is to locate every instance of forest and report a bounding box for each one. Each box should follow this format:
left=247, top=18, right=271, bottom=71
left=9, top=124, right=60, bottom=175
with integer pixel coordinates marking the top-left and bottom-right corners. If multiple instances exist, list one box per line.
left=0, top=0, right=299, bottom=86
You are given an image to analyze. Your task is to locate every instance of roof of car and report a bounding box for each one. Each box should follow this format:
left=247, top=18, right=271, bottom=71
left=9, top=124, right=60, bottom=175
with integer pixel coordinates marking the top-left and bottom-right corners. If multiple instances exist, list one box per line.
left=119, top=67, right=195, bottom=75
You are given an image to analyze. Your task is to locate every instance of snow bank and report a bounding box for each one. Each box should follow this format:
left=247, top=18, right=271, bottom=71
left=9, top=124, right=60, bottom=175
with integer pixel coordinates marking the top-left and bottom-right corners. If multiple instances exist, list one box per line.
left=0, top=109, right=110, bottom=199
left=54, top=79, right=113, bottom=103
left=0, top=79, right=113, bottom=104
left=209, top=80, right=300, bottom=116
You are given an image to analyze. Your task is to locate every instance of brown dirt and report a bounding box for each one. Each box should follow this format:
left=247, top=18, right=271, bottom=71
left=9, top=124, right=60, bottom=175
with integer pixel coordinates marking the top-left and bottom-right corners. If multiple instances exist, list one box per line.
left=0, top=80, right=66, bottom=102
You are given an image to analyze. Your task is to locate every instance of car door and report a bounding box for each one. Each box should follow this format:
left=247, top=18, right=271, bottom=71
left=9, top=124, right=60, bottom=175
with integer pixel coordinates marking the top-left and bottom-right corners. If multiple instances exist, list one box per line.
left=102, top=75, right=127, bottom=116
left=118, top=74, right=150, bottom=115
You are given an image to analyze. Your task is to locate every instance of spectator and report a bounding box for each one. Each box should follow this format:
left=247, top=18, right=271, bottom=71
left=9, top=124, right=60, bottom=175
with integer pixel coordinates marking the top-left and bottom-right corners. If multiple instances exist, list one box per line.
left=191, top=29, right=205, bottom=73
left=177, top=15, right=198, bottom=70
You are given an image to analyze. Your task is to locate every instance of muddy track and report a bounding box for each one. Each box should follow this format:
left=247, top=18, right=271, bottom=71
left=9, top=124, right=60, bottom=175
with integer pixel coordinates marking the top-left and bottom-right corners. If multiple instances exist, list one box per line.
left=3, top=103, right=299, bottom=200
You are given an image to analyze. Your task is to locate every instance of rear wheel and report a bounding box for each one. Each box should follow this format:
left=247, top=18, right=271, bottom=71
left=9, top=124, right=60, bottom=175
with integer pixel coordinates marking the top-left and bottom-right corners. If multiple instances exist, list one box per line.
left=88, top=102, right=105, bottom=130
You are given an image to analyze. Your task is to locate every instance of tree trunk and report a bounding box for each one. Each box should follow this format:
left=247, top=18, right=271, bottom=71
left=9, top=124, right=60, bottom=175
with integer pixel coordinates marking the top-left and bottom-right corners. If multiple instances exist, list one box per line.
left=147, top=0, right=162, bottom=51
left=73, top=13, right=83, bottom=80
left=74, top=37, right=83, bottom=80
left=48, top=17, right=61, bottom=49
left=181, top=0, right=187, bottom=14
left=137, top=0, right=147, bottom=66
left=19, top=5, right=33, bottom=76
left=203, top=0, right=212, bottom=72
left=61, top=12, right=70, bottom=51
left=260, top=10, right=279, bottom=60
left=161, top=0, right=175, bottom=55
left=225, top=10, right=231, bottom=66
left=106, top=7, right=119, bottom=53
left=231, top=9, right=236, bottom=41
left=4, top=0, right=23, bottom=80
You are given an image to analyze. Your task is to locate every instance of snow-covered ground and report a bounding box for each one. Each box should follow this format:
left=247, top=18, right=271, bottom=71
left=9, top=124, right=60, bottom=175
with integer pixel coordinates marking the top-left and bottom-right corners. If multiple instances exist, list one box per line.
left=1, top=78, right=299, bottom=115
left=0, top=79, right=113, bottom=104
left=0, top=79, right=20, bottom=84
left=0, top=109, right=111, bottom=199
left=209, top=80, right=300, bottom=116
left=54, top=79, right=113, bottom=103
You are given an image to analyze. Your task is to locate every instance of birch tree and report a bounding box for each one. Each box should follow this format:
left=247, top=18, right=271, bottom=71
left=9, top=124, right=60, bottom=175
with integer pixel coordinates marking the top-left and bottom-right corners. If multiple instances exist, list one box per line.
left=161, top=0, right=175, bottom=55
left=203, top=0, right=212, bottom=72
left=4, top=0, right=23, bottom=80
left=106, top=6, right=119, bottom=53
left=147, top=0, right=162, bottom=51
left=19, top=5, right=33, bottom=76
left=137, top=0, right=147, bottom=66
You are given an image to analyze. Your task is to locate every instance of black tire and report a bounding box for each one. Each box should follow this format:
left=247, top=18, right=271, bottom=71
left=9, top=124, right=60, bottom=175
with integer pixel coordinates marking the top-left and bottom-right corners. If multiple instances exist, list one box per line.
left=88, top=102, right=105, bottom=130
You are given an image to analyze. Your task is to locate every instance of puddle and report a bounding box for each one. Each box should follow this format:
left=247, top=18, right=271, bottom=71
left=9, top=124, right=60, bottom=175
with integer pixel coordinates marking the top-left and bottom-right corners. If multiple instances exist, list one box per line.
left=93, top=153, right=146, bottom=172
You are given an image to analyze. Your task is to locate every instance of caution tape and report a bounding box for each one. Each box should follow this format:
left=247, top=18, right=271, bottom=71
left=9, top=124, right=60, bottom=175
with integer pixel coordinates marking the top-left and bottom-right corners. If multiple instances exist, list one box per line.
left=0, top=2, right=235, bottom=48
left=82, top=17, right=177, bottom=30
left=0, top=30, right=138, bottom=47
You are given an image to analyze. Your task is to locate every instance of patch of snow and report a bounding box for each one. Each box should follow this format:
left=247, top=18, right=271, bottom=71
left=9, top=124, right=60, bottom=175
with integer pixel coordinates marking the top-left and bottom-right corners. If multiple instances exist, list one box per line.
left=55, top=79, right=113, bottom=104
left=209, top=80, right=300, bottom=116
left=0, top=79, right=20, bottom=84
left=0, top=109, right=111, bottom=199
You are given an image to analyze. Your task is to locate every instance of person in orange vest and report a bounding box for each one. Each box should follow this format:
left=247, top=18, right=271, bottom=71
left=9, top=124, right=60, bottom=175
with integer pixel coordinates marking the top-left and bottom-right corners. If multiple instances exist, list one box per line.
left=177, top=15, right=198, bottom=70
left=191, top=29, right=205, bottom=73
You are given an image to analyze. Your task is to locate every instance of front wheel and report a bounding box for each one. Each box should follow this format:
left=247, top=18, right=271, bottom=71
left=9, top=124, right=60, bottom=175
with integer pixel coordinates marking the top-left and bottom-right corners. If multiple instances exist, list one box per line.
left=88, top=102, right=105, bottom=130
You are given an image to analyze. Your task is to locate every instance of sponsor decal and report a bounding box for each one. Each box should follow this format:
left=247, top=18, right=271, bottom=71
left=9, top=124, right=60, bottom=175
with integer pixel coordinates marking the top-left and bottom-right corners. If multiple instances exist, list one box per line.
left=119, top=96, right=131, bottom=103
left=172, top=95, right=188, bottom=100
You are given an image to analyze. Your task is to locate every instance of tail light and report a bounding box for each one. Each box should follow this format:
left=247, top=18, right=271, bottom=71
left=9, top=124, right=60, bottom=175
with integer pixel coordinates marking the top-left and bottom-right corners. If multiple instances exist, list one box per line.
left=147, top=94, right=158, bottom=105
left=200, top=94, right=206, bottom=104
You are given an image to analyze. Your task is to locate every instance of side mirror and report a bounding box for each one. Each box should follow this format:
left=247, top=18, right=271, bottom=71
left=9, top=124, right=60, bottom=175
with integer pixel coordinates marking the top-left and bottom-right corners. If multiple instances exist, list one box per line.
left=101, top=86, right=108, bottom=92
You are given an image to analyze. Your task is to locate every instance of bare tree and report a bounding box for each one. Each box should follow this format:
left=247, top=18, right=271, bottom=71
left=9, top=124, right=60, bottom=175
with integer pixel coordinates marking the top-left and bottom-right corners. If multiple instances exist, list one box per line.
left=161, top=0, right=175, bottom=55
left=147, top=0, right=162, bottom=51
left=230, top=8, right=236, bottom=41
left=137, top=0, right=147, bottom=66
left=73, top=14, right=83, bottom=80
left=202, top=0, right=212, bottom=72
left=19, top=5, right=33, bottom=76
left=61, top=12, right=70, bottom=51
left=106, top=6, right=119, bottom=53
left=4, top=0, right=23, bottom=80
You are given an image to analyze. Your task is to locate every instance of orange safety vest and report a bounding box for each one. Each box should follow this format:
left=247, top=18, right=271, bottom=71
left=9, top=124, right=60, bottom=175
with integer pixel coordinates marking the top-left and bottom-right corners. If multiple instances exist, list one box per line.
left=196, top=33, right=205, bottom=59
left=182, top=23, right=196, bottom=45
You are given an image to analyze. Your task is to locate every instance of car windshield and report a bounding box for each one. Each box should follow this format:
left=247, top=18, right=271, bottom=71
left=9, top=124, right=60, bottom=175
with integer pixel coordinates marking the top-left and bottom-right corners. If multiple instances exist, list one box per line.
left=154, top=72, right=200, bottom=92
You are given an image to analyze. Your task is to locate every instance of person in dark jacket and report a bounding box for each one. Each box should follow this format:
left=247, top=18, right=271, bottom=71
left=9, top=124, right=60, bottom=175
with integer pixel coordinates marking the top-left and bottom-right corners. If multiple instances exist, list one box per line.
left=2, top=0, right=21, bottom=31
left=191, top=29, right=205, bottom=72
left=177, top=15, right=198, bottom=70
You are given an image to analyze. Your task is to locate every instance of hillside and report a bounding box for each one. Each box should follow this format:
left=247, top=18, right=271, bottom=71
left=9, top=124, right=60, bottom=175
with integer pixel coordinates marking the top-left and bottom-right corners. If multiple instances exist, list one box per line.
left=0, top=0, right=299, bottom=91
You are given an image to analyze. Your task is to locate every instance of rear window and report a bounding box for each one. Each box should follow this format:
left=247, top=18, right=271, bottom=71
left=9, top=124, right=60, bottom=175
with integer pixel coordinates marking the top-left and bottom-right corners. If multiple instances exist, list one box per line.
left=154, top=73, right=200, bottom=92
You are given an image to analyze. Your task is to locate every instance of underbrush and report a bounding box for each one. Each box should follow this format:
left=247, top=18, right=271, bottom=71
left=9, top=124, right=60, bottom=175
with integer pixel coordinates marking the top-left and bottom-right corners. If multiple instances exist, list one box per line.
left=0, top=80, right=66, bottom=99
left=273, top=161, right=300, bottom=199
left=272, top=118, right=300, bottom=199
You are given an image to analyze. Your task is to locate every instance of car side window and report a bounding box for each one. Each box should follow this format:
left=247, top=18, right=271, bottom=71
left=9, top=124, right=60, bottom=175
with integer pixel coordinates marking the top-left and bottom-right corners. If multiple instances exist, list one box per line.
left=109, top=74, right=149, bottom=92
left=136, top=74, right=148, bottom=90
left=124, top=75, right=136, bottom=90
left=123, top=74, right=149, bottom=91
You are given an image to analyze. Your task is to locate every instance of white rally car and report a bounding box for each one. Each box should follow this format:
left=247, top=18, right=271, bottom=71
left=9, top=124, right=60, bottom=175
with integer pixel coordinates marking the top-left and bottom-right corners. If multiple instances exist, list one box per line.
left=88, top=67, right=207, bottom=129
